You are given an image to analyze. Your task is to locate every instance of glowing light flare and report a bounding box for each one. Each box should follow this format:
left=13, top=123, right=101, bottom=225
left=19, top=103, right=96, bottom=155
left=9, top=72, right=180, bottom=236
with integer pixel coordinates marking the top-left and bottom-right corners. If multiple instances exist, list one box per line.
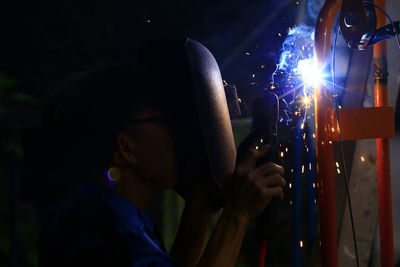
left=296, top=58, right=323, bottom=89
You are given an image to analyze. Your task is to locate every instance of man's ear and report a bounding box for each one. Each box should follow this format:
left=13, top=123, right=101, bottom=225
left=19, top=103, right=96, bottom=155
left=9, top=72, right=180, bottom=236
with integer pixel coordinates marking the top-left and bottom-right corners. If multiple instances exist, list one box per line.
left=114, top=132, right=138, bottom=165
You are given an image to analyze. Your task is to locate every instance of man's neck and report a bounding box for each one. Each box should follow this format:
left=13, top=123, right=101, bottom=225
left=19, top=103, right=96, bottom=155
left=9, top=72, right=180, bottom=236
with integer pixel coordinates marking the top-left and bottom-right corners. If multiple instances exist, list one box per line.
left=111, top=175, right=154, bottom=210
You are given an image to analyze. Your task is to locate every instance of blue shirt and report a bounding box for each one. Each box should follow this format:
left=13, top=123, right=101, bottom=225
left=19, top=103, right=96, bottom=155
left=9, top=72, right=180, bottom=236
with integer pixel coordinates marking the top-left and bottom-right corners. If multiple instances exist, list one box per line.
left=40, top=182, right=180, bottom=267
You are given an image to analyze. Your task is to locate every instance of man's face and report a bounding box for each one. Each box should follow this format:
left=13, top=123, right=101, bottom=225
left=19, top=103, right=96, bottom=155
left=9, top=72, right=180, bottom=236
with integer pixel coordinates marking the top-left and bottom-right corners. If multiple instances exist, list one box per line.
left=125, top=109, right=177, bottom=190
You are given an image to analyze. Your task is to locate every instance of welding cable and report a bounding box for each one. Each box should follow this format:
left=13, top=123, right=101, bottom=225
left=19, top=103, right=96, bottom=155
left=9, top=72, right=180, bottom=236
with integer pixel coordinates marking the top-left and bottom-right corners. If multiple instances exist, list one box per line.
left=331, top=26, right=361, bottom=267
left=363, top=1, right=400, bottom=50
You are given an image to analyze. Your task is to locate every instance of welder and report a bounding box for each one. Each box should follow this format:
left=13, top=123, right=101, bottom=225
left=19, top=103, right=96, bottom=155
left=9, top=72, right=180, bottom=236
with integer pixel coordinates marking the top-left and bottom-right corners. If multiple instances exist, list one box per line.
left=39, top=38, right=286, bottom=267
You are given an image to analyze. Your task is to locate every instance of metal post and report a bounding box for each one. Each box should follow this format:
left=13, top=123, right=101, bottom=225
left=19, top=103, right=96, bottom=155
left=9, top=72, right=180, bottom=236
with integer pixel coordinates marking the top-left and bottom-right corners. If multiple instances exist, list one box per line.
left=314, top=1, right=342, bottom=266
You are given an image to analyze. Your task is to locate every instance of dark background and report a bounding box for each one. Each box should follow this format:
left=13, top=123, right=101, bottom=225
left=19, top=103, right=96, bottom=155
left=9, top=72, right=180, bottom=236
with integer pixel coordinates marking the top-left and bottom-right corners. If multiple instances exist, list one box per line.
left=3, top=0, right=302, bottom=105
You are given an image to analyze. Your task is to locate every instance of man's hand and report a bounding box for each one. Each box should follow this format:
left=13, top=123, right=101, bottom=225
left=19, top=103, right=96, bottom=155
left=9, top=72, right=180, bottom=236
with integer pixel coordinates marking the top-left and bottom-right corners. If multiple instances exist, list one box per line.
left=225, top=144, right=286, bottom=222
left=196, top=145, right=285, bottom=267
left=172, top=141, right=286, bottom=267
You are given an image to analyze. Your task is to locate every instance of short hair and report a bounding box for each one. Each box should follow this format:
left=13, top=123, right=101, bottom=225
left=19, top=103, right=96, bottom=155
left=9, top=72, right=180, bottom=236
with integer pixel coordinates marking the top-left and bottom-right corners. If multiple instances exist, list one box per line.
left=41, top=62, right=168, bottom=189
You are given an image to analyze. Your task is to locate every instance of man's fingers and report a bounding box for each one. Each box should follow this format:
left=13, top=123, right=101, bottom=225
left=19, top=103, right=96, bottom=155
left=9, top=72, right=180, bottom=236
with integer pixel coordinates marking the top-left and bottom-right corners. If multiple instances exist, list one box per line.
left=264, top=186, right=284, bottom=200
left=254, top=161, right=284, bottom=177
left=258, top=173, right=286, bottom=189
left=238, top=145, right=270, bottom=170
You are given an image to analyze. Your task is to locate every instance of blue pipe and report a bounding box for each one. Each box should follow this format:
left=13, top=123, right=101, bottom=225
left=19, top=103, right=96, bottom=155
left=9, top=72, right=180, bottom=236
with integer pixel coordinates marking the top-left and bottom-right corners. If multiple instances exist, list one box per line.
left=293, top=120, right=303, bottom=267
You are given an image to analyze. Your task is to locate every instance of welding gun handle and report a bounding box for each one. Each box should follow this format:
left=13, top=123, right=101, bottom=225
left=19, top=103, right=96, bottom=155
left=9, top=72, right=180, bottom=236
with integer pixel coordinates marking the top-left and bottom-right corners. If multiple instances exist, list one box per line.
left=256, top=195, right=289, bottom=239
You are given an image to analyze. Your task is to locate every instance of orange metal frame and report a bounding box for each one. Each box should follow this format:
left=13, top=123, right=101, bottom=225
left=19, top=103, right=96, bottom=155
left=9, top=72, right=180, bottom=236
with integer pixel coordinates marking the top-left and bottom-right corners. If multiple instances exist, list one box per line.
left=314, top=0, right=395, bottom=266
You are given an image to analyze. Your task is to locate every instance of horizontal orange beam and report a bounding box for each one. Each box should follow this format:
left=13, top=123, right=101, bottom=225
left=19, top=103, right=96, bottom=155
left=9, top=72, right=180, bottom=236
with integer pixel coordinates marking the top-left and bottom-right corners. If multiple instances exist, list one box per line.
left=332, top=107, right=395, bottom=141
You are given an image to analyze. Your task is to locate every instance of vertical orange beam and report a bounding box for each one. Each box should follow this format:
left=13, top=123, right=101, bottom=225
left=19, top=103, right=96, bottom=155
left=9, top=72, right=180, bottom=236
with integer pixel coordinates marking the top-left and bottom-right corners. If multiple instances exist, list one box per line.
left=373, top=0, right=394, bottom=266
left=314, top=1, right=342, bottom=267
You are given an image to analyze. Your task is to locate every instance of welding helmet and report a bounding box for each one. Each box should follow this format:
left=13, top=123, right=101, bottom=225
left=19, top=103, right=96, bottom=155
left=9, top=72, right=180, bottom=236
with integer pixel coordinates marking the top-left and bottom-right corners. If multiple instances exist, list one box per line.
left=136, top=38, right=236, bottom=194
